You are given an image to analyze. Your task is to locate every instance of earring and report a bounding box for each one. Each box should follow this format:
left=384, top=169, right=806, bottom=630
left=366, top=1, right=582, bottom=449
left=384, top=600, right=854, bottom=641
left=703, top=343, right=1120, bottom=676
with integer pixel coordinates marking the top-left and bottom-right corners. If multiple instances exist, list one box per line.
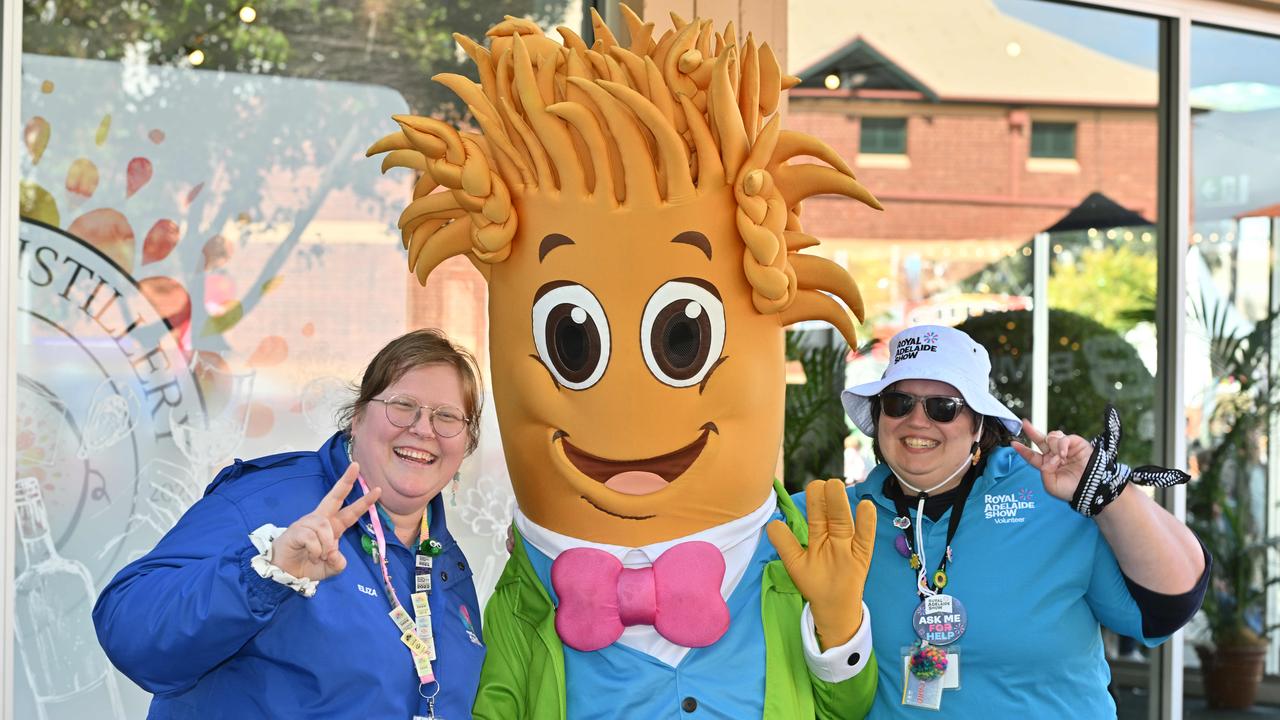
left=971, top=446, right=982, bottom=467
left=450, top=473, right=460, bottom=507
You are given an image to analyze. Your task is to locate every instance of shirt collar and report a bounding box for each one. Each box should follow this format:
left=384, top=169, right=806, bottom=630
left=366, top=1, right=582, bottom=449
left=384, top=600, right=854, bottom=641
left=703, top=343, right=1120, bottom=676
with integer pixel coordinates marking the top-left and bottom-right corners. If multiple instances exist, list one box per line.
left=322, top=431, right=450, bottom=549
left=514, top=490, right=779, bottom=567
left=855, top=445, right=1021, bottom=511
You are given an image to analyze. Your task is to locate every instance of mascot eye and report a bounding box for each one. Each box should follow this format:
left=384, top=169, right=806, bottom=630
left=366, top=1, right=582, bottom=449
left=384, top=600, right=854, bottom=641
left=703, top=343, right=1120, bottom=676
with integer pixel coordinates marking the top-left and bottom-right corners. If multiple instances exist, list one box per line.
left=641, top=279, right=726, bottom=387
left=531, top=282, right=611, bottom=390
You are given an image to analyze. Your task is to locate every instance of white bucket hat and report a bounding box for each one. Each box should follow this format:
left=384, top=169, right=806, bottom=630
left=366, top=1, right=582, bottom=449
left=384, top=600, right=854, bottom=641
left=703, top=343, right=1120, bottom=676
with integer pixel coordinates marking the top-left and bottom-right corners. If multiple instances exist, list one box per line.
left=841, top=324, right=1022, bottom=436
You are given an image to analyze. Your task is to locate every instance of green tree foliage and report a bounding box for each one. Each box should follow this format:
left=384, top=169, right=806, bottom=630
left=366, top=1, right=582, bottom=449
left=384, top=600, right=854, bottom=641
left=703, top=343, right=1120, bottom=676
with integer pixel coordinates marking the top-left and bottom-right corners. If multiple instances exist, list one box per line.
left=22, top=0, right=572, bottom=116
left=960, top=238, right=1157, bottom=335
left=956, top=308, right=1155, bottom=467
left=1048, top=245, right=1157, bottom=334
left=783, top=331, right=869, bottom=494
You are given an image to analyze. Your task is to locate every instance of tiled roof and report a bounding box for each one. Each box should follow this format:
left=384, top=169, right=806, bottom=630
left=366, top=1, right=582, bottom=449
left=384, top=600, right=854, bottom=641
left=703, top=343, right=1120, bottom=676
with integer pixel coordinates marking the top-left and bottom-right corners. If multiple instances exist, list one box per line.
left=788, top=0, right=1158, bottom=106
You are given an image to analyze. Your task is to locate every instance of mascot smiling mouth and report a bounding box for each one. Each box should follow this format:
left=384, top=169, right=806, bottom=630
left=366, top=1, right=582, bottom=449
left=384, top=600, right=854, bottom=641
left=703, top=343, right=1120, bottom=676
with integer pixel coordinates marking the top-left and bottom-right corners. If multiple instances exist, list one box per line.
left=555, top=422, right=718, bottom=496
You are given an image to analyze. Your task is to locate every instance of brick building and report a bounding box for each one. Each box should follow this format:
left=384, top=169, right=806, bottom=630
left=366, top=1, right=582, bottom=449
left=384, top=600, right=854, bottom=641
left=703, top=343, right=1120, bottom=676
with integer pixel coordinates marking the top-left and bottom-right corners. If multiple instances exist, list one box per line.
left=785, top=0, right=1160, bottom=332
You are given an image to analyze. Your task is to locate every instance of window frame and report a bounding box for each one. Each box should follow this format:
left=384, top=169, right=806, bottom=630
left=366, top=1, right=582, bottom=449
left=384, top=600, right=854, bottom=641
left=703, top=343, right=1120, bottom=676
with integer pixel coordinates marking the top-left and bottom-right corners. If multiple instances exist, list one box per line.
left=1030, top=120, right=1078, bottom=159
left=8, top=2, right=1280, bottom=720
left=858, top=116, right=908, bottom=155
left=1, top=2, right=21, bottom=713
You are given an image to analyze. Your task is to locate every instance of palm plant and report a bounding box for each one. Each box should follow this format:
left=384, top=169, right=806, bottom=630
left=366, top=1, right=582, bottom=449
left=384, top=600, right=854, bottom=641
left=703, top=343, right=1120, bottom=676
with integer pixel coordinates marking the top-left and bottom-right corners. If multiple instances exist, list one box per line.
left=782, top=331, right=875, bottom=494
left=1186, top=291, right=1280, bottom=650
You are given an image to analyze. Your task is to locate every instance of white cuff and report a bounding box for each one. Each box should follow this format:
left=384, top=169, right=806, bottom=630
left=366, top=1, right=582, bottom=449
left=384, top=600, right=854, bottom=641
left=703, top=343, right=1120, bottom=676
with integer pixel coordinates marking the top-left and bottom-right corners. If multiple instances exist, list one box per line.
left=248, top=523, right=318, bottom=598
left=801, top=602, right=873, bottom=683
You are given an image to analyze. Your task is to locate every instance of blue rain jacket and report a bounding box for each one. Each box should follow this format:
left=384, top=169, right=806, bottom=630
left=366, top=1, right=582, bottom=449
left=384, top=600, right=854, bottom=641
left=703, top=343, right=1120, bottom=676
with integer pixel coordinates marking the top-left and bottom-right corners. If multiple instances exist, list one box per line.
left=93, top=431, right=485, bottom=719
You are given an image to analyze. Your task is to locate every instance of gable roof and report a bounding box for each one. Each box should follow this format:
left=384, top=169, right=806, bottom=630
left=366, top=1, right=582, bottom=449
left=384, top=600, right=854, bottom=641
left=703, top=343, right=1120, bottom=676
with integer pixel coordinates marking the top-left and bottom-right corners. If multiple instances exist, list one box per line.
left=788, top=0, right=1158, bottom=106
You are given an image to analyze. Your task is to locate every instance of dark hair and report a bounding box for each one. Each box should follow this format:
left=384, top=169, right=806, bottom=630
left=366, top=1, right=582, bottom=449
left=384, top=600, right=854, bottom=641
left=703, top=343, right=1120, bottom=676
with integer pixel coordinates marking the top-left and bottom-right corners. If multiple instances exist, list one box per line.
left=336, top=328, right=483, bottom=455
left=867, top=393, right=1014, bottom=465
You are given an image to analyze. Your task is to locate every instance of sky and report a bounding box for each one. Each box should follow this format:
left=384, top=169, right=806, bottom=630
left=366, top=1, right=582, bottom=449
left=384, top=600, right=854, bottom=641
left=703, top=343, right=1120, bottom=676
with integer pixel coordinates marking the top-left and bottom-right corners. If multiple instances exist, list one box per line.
left=995, top=0, right=1280, bottom=86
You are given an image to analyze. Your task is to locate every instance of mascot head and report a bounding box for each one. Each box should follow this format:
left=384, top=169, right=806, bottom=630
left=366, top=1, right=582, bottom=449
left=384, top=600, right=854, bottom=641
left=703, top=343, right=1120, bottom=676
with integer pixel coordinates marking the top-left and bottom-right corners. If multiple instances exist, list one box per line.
left=370, top=6, right=880, bottom=545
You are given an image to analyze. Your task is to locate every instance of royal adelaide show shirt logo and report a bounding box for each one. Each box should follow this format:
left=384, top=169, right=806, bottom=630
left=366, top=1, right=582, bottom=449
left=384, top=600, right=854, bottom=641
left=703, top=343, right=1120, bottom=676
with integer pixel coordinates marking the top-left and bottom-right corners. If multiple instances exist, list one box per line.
left=983, top=487, right=1037, bottom=524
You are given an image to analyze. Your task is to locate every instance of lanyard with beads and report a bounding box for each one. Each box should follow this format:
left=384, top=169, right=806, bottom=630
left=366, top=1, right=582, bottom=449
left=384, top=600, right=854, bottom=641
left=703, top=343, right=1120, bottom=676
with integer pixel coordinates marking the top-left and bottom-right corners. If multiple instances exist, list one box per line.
left=356, top=476, right=444, bottom=705
left=888, top=469, right=973, bottom=650
left=888, top=471, right=973, bottom=599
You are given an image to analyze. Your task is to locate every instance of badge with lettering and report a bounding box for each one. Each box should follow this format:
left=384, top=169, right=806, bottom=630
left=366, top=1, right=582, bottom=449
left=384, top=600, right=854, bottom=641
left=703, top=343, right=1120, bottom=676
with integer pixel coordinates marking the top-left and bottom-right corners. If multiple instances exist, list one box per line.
left=912, top=594, right=967, bottom=645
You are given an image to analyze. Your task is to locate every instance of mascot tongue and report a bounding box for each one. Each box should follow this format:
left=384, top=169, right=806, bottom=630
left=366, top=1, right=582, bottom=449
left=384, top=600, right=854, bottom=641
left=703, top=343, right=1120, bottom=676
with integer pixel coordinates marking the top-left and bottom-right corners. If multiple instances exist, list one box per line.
left=604, top=471, right=668, bottom=495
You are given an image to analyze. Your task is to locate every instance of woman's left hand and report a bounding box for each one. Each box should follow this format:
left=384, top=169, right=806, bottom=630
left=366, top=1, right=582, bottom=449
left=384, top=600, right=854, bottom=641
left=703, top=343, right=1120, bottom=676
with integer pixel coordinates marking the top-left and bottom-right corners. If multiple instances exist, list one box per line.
left=1012, top=420, right=1093, bottom=503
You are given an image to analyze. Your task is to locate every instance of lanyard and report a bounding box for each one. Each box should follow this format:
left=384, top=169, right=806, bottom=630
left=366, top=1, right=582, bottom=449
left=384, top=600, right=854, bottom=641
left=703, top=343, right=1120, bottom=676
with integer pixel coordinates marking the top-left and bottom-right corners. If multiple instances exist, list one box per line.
left=889, top=467, right=976, bottom=599
left=357, top=476, right=439, bottom=690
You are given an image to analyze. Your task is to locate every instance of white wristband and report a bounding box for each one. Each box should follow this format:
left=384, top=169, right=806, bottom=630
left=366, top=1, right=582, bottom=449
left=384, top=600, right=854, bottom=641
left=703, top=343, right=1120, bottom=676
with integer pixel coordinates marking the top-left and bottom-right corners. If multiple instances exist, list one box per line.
left=248, top=523, right=318, bottom=598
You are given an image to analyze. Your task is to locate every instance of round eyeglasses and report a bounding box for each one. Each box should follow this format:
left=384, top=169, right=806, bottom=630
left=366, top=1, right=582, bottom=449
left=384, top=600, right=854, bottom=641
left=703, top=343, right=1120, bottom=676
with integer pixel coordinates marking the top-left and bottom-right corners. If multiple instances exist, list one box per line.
left=371, top=395, right=469, bottom=438
left=878, top=391, right=968, bottom=424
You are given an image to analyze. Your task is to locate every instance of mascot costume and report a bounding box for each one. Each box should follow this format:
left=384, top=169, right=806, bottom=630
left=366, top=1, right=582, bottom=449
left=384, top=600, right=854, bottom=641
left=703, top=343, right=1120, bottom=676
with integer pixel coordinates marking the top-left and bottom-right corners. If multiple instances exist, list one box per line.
left=370, top=6, right=882, bottom=718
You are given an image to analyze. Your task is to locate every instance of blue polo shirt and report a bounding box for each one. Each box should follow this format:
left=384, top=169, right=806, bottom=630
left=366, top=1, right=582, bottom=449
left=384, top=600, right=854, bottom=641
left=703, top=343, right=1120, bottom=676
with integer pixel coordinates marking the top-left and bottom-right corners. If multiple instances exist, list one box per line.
left=844, top=446, right=1162, bottom=718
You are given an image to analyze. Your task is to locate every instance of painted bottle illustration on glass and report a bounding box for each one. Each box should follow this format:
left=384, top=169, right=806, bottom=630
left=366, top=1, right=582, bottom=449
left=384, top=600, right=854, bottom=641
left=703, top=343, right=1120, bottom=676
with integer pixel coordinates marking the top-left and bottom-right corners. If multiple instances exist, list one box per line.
left=14, top=476, right=124, bottom=720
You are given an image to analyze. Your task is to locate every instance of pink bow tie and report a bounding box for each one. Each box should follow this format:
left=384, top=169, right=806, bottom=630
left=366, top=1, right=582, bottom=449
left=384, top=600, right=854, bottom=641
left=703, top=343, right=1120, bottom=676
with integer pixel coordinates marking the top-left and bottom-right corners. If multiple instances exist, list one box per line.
left=550, top=541, right=730, bottom=652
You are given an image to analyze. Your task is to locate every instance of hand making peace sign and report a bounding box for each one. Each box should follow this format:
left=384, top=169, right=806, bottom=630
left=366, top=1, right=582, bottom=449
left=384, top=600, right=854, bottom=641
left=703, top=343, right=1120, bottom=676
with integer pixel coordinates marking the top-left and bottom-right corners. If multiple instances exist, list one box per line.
left=1012, top=420, right=1094, bottom=503
left=270, top=462, right=381, bottom=581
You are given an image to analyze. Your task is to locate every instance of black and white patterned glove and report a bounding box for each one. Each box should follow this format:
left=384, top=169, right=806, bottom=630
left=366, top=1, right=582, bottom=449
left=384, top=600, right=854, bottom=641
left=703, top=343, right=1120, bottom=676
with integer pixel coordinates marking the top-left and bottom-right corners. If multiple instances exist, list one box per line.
left=1071, top=404, right=1190, bottom=517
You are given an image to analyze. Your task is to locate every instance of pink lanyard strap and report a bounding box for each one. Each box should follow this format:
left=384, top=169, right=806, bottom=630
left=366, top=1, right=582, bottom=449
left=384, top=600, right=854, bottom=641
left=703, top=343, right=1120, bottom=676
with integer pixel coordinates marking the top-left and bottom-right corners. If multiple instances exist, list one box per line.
left=357, top=476, right=436, bottom=687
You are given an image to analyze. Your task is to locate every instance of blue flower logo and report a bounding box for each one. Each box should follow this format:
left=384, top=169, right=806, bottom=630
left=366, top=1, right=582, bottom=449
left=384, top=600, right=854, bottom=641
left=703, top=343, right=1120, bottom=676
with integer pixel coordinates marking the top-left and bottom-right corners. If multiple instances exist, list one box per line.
left=923, top=331, right=939, bottom=344
left=1017, top=487, right=1035, bottom=502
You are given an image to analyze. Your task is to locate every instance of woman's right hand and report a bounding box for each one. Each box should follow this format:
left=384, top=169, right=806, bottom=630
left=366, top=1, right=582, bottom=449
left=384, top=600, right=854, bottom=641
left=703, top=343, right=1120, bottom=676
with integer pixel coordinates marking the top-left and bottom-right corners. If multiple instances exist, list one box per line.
left=270, top=462, right=381, bottom=581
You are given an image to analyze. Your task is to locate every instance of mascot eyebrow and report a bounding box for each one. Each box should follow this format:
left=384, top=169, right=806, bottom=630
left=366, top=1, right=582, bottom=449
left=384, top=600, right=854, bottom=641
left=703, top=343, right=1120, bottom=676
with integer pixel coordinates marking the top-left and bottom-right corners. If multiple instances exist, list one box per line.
left=368, top=6, right=881, bottom=347
left=671, top=231, right=712, bottom=259
left=539, top=233, right=575, bottom=261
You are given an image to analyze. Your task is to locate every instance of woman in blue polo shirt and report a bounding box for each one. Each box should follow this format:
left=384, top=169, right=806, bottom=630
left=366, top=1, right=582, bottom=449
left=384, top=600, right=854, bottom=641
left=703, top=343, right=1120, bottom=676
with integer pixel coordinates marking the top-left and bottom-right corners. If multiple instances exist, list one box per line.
left=835, top=324, right=1208, bottom=717
left=94, top=329, right=486, bottom=719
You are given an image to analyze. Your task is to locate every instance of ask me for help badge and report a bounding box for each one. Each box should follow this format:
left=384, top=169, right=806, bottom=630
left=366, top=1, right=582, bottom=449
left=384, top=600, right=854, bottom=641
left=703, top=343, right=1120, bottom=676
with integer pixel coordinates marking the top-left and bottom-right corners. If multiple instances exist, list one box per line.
left=904, top=595, right=966, bottom=710
left=913, top=594, right=967, bottom=645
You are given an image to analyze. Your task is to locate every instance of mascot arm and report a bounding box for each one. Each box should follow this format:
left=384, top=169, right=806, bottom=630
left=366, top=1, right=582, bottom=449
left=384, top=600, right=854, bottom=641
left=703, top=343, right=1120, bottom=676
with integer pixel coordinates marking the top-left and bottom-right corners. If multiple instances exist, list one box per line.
left=804, top=603, right=877, bottom=719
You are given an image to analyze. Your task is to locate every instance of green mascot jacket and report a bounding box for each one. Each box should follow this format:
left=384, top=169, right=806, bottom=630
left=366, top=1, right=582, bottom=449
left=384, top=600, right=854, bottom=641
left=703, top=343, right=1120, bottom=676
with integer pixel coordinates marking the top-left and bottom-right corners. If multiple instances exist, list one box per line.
left=472, top=483, right=876, bottom=719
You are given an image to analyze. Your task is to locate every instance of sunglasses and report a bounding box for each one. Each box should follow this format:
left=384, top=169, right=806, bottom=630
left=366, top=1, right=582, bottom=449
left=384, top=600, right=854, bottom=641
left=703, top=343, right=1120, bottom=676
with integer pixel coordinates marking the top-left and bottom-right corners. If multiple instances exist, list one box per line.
left=878, top=391, right=968, bottom=424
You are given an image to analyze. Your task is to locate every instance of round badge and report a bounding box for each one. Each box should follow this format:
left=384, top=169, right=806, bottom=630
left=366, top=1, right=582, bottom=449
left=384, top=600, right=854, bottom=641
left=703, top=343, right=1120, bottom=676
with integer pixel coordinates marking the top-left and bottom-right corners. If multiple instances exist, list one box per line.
left=912, top=594, right=967, bottom=646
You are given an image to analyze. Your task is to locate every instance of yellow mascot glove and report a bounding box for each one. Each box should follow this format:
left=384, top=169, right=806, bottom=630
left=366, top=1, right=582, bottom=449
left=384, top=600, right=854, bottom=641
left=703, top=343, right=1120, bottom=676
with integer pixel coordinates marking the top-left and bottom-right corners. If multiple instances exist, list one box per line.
left=766, top=479, right=877, bottom=650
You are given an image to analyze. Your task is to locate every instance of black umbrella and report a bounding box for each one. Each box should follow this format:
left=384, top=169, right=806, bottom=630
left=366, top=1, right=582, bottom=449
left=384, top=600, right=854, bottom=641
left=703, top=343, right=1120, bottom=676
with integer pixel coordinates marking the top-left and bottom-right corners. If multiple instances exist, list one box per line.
left=1041, top=191, right=1152, bottom=234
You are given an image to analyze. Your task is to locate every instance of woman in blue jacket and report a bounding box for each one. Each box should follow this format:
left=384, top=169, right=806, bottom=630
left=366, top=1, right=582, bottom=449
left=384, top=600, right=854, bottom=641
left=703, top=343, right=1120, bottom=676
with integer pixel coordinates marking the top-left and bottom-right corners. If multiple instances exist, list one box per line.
left=94, top=329, right=486, bottom=719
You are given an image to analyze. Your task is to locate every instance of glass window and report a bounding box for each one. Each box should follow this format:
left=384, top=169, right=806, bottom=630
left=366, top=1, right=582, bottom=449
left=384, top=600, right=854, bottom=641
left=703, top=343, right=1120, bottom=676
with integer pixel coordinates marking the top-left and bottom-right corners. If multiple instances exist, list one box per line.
left=13, top=2, right=572, bottom=717
left=789, top=1, right=1160, bottom=714
left=1030, top=121, right=1078, bottom=158
left=860, top=117, right=908, bottom=155
left=1185, top=22, right=1280, bottom=708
